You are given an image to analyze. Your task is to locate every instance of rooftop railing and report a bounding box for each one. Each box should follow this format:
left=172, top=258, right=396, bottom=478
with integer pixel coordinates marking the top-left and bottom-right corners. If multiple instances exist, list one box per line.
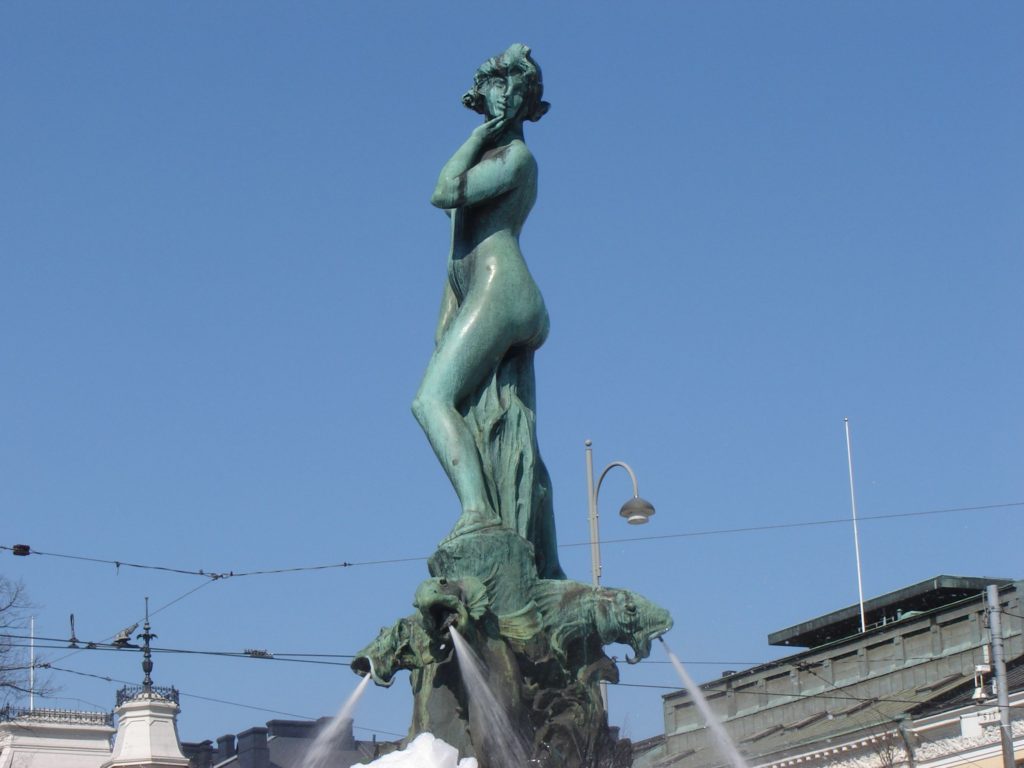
left=0, top=705, right=113, bottom=726
left=116, top=684, right=180, bottom=706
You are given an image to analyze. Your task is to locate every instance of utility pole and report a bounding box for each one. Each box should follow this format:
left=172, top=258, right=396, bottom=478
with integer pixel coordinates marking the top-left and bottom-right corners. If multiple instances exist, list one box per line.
left=986, top=584, right=1016, bottom=768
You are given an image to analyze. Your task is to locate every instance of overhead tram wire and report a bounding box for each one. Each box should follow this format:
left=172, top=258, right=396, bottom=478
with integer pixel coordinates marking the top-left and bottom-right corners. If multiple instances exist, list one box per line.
left=4, top=501, right=1020, bottom=580
left=8, top=632, right=974, bottom=676
left=16, top=633, right=983, bottom=714
left=150, top=579, right=218, bottom=617
left=3, top=634, right=355, bottom=666
left=45, top=578, right=221, bottom=667
left=37, top=652, right=942, bottom=712
left=46, top=663, right=405, bottom=737
left=0, top=543, right=428, bottom=579
left=558, top=501, right=1024, bottom=549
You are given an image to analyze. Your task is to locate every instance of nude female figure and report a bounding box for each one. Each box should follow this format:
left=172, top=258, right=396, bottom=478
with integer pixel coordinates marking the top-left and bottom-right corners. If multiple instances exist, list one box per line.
left=412, top=44, right=551, bottom=539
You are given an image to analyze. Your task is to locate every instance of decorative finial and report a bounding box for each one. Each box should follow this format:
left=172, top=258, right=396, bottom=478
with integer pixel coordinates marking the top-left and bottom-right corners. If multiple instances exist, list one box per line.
left=138, top=597, right=157, bottom=691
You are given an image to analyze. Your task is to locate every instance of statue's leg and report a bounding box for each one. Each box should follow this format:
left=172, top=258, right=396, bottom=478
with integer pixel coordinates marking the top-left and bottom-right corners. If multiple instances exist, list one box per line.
left=412, top=295, right=527, bottom=534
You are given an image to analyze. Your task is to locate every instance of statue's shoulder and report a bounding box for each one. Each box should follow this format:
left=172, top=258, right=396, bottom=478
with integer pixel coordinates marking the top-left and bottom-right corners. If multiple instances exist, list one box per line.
left=483, top=139, right=535, bottom=169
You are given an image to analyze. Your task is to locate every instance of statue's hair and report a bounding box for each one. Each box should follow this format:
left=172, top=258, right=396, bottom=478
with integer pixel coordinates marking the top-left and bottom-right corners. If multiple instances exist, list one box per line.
left=462, top=43, right=550, bottom=123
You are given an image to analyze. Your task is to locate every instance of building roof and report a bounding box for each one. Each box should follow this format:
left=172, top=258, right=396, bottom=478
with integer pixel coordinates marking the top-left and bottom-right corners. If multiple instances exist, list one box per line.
left=768, top=576, right=1012, bottom=649
left=649, top=576, right=1024, bottom=768
left=653, top=665, right=979, bottom=768
left=208, top=718, right=384, bottom=768
left=736, top=672, right=967, bottom=763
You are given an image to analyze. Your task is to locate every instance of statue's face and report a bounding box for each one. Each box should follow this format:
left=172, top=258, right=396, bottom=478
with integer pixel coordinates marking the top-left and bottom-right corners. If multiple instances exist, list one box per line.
left=480, top=71, right=527, bottom=121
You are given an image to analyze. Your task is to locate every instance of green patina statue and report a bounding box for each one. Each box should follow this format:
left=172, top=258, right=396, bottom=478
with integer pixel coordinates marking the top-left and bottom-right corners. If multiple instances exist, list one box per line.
left=353, top=45, right=673, bottom=768
left=354, top=531, right=673, bottom=767
left=410, top=42, right=562, bottom=580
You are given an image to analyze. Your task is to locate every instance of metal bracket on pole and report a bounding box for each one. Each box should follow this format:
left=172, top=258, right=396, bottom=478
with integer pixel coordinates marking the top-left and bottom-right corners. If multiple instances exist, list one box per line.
left=985, top=584, right=1015, bottom=768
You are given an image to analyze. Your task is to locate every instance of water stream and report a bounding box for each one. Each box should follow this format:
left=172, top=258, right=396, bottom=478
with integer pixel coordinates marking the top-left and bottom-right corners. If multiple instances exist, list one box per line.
left=659, top=637, right=750, bottom=768
left=302, top=671, right=373, bottom=768
left=449, top=626, right=532, bottom=768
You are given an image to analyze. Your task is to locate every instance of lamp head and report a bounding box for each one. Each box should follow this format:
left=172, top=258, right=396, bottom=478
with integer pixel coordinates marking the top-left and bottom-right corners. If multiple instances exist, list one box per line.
left=619, top=496, right=655, bottom=525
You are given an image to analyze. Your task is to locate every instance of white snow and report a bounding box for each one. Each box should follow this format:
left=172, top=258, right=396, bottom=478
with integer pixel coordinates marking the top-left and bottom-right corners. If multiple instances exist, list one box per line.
left=355, top=733, right=479, bottom=768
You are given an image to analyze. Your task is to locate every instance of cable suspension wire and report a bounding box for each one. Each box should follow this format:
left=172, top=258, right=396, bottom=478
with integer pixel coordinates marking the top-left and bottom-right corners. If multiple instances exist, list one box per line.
left=37, top=655, right=942, bottom=711
left=3, top=637, right=354, bottom=666
left=45, top=579, right=221, bottom=667
left=44, top=664, right=405, bottom=737
left=20, top=635, right=993, bottom=722
left=7, top=633, right=981, bottom=675
left=4, top=501, right=1020, bottom=579
left=560, top=501, right=1024, bottom=549
left=0, top=544, right=428, bottom=580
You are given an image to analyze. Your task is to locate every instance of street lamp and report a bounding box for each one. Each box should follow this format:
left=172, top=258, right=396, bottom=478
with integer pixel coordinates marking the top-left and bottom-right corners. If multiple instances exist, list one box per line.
left=584, top=439, right=655, bottom=587
left=584, top=439, right=656, bottom=710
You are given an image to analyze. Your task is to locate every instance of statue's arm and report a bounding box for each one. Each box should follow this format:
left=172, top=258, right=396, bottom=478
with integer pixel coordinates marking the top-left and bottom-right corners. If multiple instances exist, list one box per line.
left=432, top=130, right=487, bottom=203
left=431, top=119, right=532, bottom=209
left=431, top=144, right=532, bottom=209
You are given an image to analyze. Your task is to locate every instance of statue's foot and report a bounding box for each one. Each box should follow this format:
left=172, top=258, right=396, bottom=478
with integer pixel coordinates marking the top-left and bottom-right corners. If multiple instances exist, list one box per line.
left=442, top=509, right=501, bottom=543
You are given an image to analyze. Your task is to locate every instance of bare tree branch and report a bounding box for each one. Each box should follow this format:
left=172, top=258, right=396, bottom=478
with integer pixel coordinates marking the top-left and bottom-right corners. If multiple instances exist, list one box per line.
left=0, top=576, right=53, bottom=707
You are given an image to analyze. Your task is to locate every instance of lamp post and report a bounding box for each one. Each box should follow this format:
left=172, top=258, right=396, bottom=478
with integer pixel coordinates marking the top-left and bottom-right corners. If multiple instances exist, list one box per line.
left=584, top=439, right=656, bottom=708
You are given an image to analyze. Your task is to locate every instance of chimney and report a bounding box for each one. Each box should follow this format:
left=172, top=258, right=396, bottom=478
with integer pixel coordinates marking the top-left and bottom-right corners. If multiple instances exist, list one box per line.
left=237, top=726, right=270, bottom=768
left=216, top=734, right=236, bottom=761
left=182, top=740, right=215, bottom=768
left=314, top=716, right=356, bottom=752
left=266, top=719, right=316, bottom=739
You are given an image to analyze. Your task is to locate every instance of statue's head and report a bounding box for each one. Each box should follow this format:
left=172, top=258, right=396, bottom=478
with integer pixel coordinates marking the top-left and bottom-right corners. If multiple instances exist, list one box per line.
left=351, top=617, right=441, bottom=686
left=595, top=588, right=674, bottom=665
left=462, top=43, right=550, bottom=123
left=413, top=576, right=489, bottom=640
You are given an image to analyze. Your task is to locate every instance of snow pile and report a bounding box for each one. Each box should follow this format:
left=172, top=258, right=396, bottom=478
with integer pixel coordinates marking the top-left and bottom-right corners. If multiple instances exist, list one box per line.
left=357, top=733, right=478, bottom=768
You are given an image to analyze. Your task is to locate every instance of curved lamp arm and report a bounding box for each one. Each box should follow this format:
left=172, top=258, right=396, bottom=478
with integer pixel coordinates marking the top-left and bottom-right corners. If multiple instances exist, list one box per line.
left=595, top=460, right=641, bottom=500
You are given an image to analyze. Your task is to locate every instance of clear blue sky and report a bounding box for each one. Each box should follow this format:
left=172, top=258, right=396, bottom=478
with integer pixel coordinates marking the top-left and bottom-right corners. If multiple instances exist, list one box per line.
left=2, top=1, right=1021, bottom=746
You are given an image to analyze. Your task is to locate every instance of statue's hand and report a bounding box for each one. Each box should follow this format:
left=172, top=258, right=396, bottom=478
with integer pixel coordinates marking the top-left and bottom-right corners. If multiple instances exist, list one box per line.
left=470, top=116, right=507, bottom=145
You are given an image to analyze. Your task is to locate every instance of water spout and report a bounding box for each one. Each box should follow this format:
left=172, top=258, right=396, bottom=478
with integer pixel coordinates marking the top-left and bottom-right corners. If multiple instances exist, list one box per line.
left=659, top=638, right=749, bottom=768
left=449, top=627, right=531, bottom=768
left=302, top=672, right=373, bottom=768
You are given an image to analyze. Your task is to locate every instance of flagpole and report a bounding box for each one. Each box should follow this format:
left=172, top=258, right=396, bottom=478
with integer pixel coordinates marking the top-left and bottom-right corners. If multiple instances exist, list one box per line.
left=845, top=418, right=867, bottom=633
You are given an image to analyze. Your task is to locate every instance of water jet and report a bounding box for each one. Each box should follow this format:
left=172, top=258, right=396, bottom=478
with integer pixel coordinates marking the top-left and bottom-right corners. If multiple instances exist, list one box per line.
left=659, top=638, right=749, bottom=768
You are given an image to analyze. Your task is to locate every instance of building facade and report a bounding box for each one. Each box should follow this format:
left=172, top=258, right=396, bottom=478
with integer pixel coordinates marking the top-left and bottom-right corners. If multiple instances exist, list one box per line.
left=0, top=706, right=115, bottom=768
left=636, top=576, right=1024, bottom=768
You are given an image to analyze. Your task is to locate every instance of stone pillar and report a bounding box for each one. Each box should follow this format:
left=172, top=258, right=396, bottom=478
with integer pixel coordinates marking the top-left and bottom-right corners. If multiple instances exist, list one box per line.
left=102, top=690, right=189, bottom=768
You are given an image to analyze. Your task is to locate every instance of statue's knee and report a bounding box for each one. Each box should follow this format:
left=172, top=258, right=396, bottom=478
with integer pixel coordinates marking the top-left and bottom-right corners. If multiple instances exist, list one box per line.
left=411, top=394, right=431, bottom=426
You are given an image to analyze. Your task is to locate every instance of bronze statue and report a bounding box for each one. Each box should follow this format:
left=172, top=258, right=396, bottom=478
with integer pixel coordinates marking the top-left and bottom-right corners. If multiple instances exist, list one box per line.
left=353, top=46, right=674, bottom=768
left=411, top=44, right=563, bottom=578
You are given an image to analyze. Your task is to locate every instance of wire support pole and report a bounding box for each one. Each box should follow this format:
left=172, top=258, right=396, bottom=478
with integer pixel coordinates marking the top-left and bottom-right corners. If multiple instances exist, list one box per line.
left=29, top=616, right=35, bottom=711
left=844, top=417, right=867, bottom=634
left=585, top=440, right=601, bottom=587
left=985, top=584, right=1016, bottom=768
